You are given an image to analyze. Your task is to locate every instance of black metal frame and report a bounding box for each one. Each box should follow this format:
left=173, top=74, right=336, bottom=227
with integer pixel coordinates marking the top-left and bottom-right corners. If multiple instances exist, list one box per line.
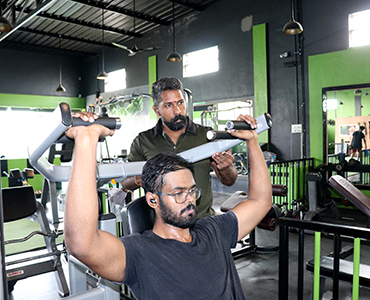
left=278, top=217, right=370, bottom=300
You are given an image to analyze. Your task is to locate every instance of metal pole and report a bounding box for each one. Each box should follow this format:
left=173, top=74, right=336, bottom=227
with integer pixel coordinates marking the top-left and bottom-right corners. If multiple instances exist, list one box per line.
left=0, top=172, right=9, bottom=299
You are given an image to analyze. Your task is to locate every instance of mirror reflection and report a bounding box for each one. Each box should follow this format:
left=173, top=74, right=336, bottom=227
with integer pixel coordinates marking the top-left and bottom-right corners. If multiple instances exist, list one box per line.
left=324, top=85, right=370, bottom=184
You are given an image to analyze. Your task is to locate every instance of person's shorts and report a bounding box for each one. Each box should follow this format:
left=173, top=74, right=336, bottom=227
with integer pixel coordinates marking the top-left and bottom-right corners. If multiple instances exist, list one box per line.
left=351, top=148, right=361, bottom=153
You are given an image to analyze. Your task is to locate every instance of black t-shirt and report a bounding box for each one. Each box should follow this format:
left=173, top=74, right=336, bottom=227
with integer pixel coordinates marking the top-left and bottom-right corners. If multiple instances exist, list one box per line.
left=351, top=131, right=365, bottom=149
left=120, top=211, right=246, bottom=300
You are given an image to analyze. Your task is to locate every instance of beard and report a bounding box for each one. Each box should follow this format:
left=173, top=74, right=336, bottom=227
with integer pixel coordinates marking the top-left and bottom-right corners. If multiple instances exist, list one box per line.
left=161, top=114, right=187, bottom=131
left=159, top=198, right=197, bottom=229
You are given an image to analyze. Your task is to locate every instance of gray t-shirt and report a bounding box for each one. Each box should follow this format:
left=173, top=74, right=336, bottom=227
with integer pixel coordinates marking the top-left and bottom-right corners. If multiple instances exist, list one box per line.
left=120, top=211, right=246, bottom=300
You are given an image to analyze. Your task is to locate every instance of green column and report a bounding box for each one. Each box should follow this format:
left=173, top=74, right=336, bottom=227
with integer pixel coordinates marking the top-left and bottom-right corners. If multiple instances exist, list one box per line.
left=313, top=231, right=321, bottom=300
left=253, top=23, right=268, bottom=144
left=148, top=55, right=157, bottom=120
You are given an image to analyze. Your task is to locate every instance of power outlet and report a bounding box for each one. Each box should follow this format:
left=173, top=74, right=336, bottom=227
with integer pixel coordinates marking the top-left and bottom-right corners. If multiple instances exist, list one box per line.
left=291, top=124, right=302, bottom=134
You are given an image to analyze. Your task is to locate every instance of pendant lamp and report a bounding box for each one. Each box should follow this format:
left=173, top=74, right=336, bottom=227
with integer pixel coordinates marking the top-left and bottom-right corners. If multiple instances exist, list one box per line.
left=56, top=35, right=66, bottom=92
left=97, top=8, right=108, bottom=80
left=166, top=0, right=182, bottom=62
left=0, top=1, right=12, bottom=33
left=283, top=0, right=303, bottom=35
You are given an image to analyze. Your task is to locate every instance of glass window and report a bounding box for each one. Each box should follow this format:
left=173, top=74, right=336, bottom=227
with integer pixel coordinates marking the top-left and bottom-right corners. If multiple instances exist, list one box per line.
left=349, top=9, right=370, bottom=47
left=183, top=46, right=219, bottom=78
left=105, top=69, right=126, bottom=92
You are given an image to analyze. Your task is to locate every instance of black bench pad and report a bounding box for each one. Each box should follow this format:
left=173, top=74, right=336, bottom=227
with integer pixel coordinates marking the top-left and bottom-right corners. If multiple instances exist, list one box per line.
left=328, top=175, right=370, bottom=217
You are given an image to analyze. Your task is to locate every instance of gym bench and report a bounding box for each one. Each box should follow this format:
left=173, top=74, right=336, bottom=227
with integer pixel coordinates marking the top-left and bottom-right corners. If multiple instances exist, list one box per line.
left=305, top=175, right=370, bottom=299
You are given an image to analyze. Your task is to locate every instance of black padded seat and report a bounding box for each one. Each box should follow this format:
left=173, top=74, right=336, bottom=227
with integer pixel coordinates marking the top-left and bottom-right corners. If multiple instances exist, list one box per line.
left=121, top=196, right=155, bottom=236
left=328, top=175, right=370, bottom=217
left=2, top=186, right=38, bottom=222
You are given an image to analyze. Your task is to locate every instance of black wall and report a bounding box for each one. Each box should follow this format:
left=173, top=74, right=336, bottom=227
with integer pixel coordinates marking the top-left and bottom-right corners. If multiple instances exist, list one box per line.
left=1, top=0, right=370, bottom=160
left=0, top=48, right=83, bottom=97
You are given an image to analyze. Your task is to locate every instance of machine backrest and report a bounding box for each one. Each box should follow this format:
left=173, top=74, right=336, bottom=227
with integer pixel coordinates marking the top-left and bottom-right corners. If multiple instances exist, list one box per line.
left=328, top=175, right=370, bottom=217
left=2, top=186, right=37, bottom=222
left=124, top=196, right=155, bottom=235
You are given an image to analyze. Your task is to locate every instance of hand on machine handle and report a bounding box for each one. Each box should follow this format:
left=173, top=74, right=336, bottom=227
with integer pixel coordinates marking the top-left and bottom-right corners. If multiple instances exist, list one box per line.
left=207, top=113, right=272, bottom=141
left=61, top=112, right=121, bottom=142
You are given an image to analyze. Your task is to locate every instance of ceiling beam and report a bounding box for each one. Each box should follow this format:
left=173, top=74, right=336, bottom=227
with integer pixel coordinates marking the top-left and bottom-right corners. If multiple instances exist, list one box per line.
left=0, top=0, right=57, bottom=42
left=15, top=6, right=143, bottom=38
left=72, top=0, right=170, bottom=26
left=19, top=27, right=116, bottom=48
left=0, top=39, right=94, bottom=57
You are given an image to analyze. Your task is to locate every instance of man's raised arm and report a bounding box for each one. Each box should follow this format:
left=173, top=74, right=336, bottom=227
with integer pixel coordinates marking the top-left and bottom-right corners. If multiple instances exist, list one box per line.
left=64, top=112, right=126, bottom=282
left=228, top=115, right=272, bottom=241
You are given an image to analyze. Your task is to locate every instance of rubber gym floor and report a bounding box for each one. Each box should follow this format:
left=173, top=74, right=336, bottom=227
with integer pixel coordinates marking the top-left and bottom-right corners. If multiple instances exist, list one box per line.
left=6, top=192, right=370, bottom=300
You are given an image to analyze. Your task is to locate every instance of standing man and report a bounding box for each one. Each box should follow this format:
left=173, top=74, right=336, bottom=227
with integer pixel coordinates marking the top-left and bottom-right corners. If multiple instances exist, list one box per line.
left=121, top=77, right=238, bottom=218
left=350, top=125, right=367, bottom=160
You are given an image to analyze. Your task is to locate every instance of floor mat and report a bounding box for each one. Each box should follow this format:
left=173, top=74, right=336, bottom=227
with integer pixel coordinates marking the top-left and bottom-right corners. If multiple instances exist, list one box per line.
left=4, top=218, right=64, bottom=256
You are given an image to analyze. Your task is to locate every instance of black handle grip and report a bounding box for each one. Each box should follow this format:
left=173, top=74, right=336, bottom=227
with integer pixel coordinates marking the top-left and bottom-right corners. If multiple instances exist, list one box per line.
left=206, top=130, right=238, bottom=141
left=225, top=120, right=255, bottom=130
left=72, top=117, right=122, bottom=130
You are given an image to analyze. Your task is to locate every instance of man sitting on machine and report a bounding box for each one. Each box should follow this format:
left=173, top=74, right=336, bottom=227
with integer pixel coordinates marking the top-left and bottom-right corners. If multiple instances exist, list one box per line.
left=64, top=113, right=272, bottom=300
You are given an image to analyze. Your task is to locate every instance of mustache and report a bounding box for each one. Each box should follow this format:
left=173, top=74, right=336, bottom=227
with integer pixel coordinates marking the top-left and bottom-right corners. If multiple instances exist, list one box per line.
left=180, top=203, right=197, bottom=215
left=171, top=115, right=187, bottom=123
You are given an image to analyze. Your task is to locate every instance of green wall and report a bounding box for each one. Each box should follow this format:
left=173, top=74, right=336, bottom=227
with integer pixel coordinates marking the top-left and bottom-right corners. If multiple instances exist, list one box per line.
left=253, top=23, right=269, bottom=144
left=309, top=45, right=370, bottom=166
left=0, top=93, right=85, bottom=110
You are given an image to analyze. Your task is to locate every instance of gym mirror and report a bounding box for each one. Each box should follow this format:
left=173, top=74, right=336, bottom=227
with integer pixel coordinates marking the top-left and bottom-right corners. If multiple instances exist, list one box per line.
left=323, top=83, right=370, bottom=182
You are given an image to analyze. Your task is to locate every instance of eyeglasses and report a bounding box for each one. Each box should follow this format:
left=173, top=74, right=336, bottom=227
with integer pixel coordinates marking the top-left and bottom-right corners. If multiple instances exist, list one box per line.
left=156, top=187, right=202, bottom=204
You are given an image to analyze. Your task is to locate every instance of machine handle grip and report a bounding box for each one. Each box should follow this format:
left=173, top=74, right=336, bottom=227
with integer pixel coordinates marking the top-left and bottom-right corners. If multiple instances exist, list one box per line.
left=226, top=121, right=254, bottom=130
left=225, top=113, right=272, bottom=131
left=72, top=117, right=122, bottom=130
left=207, top=113, right=272, bottom=141
left=206, top=130, right=236, bottom=141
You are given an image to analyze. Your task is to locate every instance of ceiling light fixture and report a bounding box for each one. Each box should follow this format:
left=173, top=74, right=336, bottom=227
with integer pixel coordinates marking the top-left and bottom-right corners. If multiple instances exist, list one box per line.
left=354, top=89, right=362, bottom=95
left=283, top=0, right=303, bottom=35
left=166, top=0, right=182, bottom=62
left=56, top=35, right=66, bottom=93
left=97, top=8, right=108, bottom=80
left=0, top=1, right=12, bottom=33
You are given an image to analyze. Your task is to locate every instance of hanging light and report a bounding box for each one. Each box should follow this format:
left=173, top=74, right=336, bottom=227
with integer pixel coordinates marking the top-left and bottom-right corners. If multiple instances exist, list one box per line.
left=283, top=0, right=303, bottom=35
left=97, top=8, right=108, bottom=80
left=0, top=16, right=12, bottom=32
left=166, top=0, right=182, bottom=62
left=354, top=89, right=362, bottom=95
left=56, top=35, right=66, bottom=93
left=0, top=1, right=12, bottom=33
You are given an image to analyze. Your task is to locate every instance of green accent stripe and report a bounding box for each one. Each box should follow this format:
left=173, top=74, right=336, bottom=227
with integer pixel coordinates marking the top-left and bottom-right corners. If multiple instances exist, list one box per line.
left=148, top=55, right=157, bottom=120
left=0, top=93, right=85, bottom=110
left=7, top=159, right=27, bottom=172
left=352, top=238, right=361, bottom=300
left=314, top=231, right=321, bottom=300
left=253, top=23, right=268, bottom=144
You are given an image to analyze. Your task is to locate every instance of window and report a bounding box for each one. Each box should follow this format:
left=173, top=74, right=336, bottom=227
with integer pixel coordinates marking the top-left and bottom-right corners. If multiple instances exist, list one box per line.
left=0, top=109, right=53, bottom=159
left=349, top=9, right=370, bottom=47
left=183, top=46, right=219, bottom=78
left=105, top=69, right=126, bottom=92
